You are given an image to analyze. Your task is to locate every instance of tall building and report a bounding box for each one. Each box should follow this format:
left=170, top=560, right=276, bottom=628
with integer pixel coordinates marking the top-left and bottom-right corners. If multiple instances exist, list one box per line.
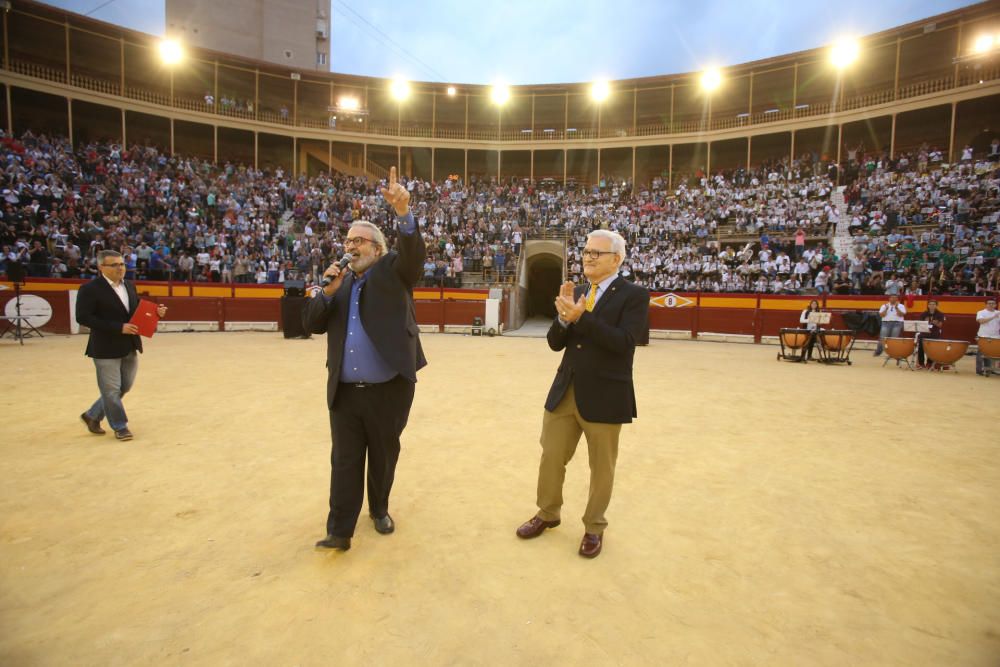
left=165, top=0, right=329, bottom=71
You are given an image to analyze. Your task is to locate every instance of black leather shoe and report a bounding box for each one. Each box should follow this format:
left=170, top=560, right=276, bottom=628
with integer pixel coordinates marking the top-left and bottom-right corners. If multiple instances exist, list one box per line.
left=81, top=413, right=105, bottom=435
left=371, top=514, right=395, bottom=535
left=315, top=535, right=351, bottom=550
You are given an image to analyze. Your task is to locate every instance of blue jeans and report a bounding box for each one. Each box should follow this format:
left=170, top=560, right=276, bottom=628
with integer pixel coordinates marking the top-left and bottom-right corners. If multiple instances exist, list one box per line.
left=875, top=321, right=903, bottom=355
left=85, top=352, right=139, bottom=431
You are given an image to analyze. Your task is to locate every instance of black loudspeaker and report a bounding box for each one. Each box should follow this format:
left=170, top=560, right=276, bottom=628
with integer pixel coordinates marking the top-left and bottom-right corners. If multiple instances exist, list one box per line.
left=284, top=280, right=305, bottom=297
left=6, top=261, right=26, bottom=285
left=280, top=296, right=309, bottom=338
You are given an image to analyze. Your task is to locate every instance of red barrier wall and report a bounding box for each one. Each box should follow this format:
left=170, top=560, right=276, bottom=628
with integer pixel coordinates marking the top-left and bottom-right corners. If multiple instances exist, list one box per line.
left=2, top=279, right=989, bottom=343
left=649, top=292, right=986, bottom=342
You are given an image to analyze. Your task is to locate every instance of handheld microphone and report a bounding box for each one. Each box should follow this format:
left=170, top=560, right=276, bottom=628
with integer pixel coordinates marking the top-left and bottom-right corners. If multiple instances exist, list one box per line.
left=320, top=253, right=353, bottom=287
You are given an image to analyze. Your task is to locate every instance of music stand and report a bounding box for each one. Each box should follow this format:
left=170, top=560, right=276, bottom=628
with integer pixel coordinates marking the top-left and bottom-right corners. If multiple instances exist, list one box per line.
left=903, top=320, right=930, bottom=333
left=0, top=262, right=44, bottom=345
left=807, top=312, right=832, bottom=327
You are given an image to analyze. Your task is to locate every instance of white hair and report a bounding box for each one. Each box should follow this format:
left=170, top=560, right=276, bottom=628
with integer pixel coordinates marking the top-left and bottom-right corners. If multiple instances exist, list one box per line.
left=587, top=229, right=626, bottom=264
left=349, top=220, right=388, bottom=254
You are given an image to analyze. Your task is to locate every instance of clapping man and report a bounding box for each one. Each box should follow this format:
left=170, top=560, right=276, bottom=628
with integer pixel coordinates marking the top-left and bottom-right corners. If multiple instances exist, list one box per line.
left=516, top=230, right=648, bottom=558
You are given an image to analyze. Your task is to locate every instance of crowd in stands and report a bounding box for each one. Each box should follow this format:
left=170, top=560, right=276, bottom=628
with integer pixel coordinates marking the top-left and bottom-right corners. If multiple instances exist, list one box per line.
left=836, top=142, right=1000, bottom=297
left=1, top=129, right=997, bottom=298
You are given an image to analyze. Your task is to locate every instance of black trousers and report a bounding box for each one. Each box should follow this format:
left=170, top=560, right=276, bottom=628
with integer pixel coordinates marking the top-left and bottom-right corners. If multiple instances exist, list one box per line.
left=916, top=333, right=940, bottom=366
left=327, top=375, right=415, bottom=537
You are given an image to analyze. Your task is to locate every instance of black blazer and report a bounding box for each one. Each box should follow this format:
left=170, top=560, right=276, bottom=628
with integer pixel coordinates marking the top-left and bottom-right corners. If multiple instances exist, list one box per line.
left=76, top=277, right=143, bottom=359
left=304, top=226, right=427, bottom=408
left=545, top=277, right=649, bottom=424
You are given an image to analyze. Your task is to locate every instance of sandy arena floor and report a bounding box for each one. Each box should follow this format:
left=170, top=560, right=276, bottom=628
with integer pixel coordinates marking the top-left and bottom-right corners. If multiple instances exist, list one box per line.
left=1, top=331, right=999, bottom=666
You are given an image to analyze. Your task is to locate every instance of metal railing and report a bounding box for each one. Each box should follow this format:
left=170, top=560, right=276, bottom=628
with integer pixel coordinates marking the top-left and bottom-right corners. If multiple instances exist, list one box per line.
left=5, top=60, right=998, bottom=144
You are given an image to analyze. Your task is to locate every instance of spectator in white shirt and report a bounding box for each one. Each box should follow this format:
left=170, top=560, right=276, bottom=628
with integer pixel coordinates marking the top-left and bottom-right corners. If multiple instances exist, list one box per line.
left=884, top=276, right=905, bottom=296
left=875, top=294, right=906, bottom=356
left=814, top=266, right=830, bottom=294
left=975, top=297, right=999, bottom=375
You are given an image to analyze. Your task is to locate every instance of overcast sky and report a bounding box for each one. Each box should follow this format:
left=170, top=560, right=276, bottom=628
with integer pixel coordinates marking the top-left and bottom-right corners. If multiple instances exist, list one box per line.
left=43, top=0, right=976, bottom=84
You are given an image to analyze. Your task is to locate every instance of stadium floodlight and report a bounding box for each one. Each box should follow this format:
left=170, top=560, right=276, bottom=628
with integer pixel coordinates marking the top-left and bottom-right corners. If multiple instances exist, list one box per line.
left=338, top=96, right=360, bottom=111
left=700, top=68, right=722, bottom=92
left=830, top=38, right=860, bottom=69
left=590, top=80, right=610, bottom=102
left=158, top=39, right=184, bottom=66
left=390, top=78, right=410, bottom=101
left=490, top=84, right=510, bottom=106
left=972, top=34, right=994, bottom=54
left=446, top=86, right=457, bottom=96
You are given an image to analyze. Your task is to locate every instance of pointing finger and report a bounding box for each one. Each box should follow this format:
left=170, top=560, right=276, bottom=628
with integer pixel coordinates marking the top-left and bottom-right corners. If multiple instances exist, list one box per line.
left=389, top=166, right=396, bottom=187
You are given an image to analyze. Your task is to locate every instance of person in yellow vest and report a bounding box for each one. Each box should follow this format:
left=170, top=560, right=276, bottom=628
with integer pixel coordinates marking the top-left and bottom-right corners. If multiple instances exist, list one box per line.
left=515, top=229, right=648, bottom=559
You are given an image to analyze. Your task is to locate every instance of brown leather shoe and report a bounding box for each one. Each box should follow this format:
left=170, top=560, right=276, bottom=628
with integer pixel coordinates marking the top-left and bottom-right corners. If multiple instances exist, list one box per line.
left=579, top=533, right=603, bottom=558
left=114, top=428, right=134, bottom=441
left=516, top=516, right=560, bottom=539
left=81, top=413, right=105, bottom=435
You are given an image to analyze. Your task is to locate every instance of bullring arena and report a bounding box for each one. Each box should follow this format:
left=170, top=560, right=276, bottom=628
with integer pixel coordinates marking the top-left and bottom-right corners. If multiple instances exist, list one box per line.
left=2, top=0, right=1000, bottom=664
left=1, top=330, right=998, bottom=665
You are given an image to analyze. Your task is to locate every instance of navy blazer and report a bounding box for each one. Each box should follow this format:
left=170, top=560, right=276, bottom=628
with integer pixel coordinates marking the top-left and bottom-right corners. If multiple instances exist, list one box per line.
left=545, top=277, right=649, bottom=424
left=76, top=277, right=143, bottom=359
left=304, top=225, right=427, bottom=408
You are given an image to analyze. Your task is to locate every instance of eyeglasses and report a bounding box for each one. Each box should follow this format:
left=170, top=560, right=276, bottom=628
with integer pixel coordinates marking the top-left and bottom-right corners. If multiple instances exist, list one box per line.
left=102, top=263, right=126, bottom=268
left=344, top=237, right=375, bottom=248
left=582, top=249, right=617, bottom=260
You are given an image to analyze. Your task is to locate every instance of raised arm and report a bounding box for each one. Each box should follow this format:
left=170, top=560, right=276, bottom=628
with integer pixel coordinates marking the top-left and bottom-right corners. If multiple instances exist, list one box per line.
left=381, top=166, right=425, bottom=286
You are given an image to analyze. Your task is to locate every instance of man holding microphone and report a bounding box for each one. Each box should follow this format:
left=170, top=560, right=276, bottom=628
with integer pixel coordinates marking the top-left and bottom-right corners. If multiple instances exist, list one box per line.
left=305, top=167, right=426, bottom=552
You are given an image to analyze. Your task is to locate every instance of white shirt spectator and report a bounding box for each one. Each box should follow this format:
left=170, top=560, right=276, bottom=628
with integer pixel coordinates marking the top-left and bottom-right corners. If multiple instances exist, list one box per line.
left=879, top=301, right=906, bottom=322
left=977, top=307, right=1000, bottom=338
left=884, top=278, right=905, bottom=295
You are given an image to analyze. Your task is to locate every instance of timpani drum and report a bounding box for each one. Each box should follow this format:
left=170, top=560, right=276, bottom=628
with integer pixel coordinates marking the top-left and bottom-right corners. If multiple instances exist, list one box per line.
left=883, top=337, right=916, bottom=370
left=817, top=329, right=855, bottom=364
left=976, top=337, right=1000, bottom=377
left=922, top=338, right=969, bottom=371
left=777, top=328, right=811, bottom=363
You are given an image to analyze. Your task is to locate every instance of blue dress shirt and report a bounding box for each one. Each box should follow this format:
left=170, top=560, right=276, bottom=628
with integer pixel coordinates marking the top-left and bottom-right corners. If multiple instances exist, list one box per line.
left=338, top=211, right=417, bottom=383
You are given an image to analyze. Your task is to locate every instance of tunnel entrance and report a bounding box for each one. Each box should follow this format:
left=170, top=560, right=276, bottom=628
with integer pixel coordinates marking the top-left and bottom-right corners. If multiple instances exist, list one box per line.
left=527, top=256, right=563, bottom=318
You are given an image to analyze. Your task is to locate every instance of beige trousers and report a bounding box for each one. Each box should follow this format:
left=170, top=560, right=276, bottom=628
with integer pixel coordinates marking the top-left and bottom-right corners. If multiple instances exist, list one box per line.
left=535, top=384, right=622, bottom=535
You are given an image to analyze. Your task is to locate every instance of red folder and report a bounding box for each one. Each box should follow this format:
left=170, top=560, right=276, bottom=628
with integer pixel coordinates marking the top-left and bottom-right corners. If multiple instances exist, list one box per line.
left=128, top=299, right=160, bottom=338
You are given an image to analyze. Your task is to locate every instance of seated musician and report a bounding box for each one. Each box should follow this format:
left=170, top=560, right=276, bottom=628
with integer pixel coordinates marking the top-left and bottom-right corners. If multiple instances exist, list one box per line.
left=916, top=299, right=945, bottom=368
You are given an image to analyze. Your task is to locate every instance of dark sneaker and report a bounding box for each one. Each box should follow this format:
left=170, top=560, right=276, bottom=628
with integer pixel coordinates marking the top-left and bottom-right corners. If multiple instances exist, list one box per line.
left=115, top=428, right=133, bottom=441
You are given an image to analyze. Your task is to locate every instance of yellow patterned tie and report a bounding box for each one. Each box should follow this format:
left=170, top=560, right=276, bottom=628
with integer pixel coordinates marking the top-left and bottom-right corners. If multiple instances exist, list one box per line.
left=585, top=283, right=598, bottom=312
